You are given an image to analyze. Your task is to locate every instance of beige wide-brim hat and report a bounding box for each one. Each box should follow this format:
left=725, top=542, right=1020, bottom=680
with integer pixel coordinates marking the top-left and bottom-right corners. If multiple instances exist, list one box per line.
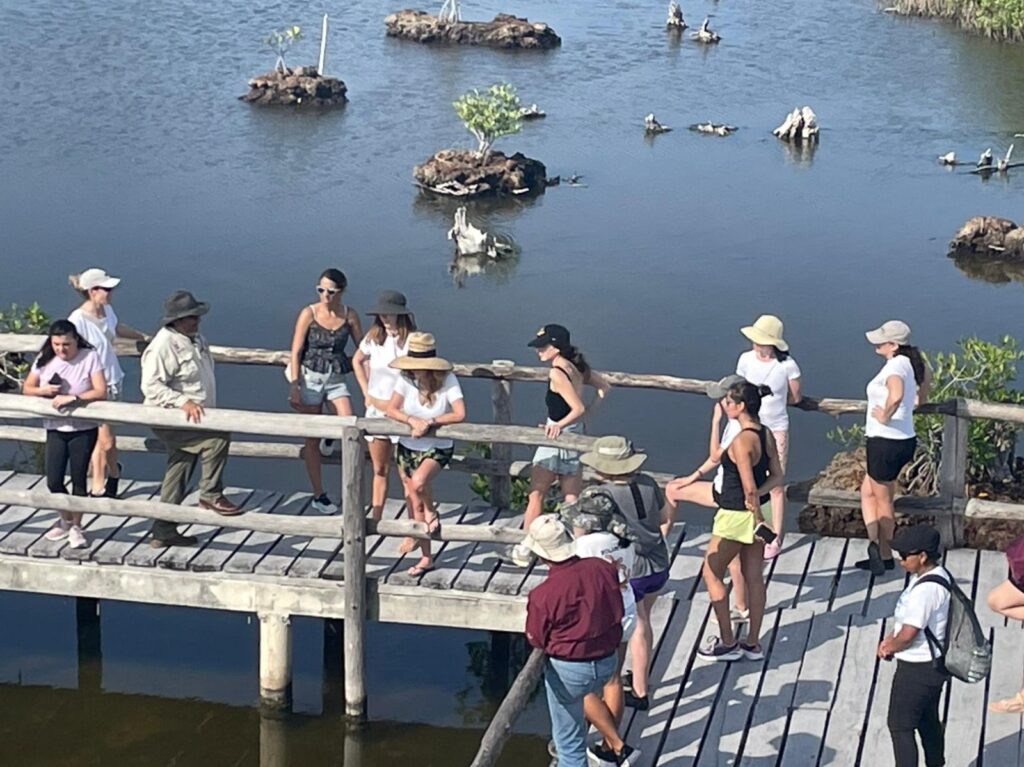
left=580, top=435, right=648, bottom=475
left=520, top=515, right=576, bottom=563
left=389, top=331, right=453, bottom=372
left=740, top=314, right=789, bottom=351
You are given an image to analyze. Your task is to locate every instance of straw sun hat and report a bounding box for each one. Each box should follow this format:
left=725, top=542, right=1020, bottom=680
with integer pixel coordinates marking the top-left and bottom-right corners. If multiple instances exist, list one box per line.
left=389, top=332, right=452, bottom=372
left=740, top=315, right=789, bottom=351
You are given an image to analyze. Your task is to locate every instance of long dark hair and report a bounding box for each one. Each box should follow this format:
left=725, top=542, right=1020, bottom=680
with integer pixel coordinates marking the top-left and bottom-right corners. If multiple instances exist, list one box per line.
left=35, top=320, right=93, bottom=369
left=559, top=343, right=590, bottom=377
left=726, top=381, right=773, bottom=418
left=775, top=347, right=791, bottom=362
left=401, top=369, right=448, bottom=406
left=895, top=345, right=927, bottom=386
left=320, top=268, right=348, bottom=292
left=365, top=314, right=416, bottom=347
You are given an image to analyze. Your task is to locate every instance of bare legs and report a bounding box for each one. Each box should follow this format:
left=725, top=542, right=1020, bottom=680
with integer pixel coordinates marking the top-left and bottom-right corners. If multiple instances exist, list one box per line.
left=861, top=475, right=897, bottom=560
left=298, top=396, right=351, bottom=500
left=401, top=459, right=442, bottom=573
left=89, top=423, right=119, bottom=496
left=988, top=580, right=1024, bottom=711
left=628, top=593, right=658, bottom=699
left=367, top=438, right=393, bottom=521
left=584, top=643, right=627, bottom=753
left=525, top=466, right=580, bottom=530
left=704, top=536, right=765, bottom=646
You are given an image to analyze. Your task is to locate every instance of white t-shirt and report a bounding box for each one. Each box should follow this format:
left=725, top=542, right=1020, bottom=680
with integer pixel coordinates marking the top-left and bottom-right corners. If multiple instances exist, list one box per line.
left=359, top=333, right=409, bottom=407
left=574, top=531, right=638, bottom=641
left=392, top=373, right=464, bottom=451
left=713, top=419, right=742, bottom=494
left=866, top=355, right=917, bottom=439
left=68, top=306, right=124, bottom=387
left=893, top=568, right=950, bottom=663
left=735, top=351, right=801, bottom=432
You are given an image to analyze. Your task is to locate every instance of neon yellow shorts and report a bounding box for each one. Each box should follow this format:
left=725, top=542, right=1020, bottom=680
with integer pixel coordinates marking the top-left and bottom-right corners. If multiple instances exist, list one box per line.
left=712, top=508, right=757, bottom=544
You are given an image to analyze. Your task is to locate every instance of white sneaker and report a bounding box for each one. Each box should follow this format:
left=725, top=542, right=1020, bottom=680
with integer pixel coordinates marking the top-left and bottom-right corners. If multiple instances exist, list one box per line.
left=319, top=439, right=337, bottom=457
left=44, top=520, right=70, bottom=542
left=311, top=494, right=338, bottom=514
left=67, top=525, right=88, bottom=549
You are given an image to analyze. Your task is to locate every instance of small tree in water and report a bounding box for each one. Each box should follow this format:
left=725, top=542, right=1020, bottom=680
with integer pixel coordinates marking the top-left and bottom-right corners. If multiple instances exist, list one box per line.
left=265, top=26, right=303, bottom=73
left=453, top=83, right=522, bottom=162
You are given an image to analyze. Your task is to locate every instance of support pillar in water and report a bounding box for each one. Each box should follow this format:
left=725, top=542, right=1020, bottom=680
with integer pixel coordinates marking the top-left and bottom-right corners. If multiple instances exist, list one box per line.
left=75, top=596, right=102, bottom=692
left=258, top=612, right=292, bottom=710
left=259, top=708, right=288, bottom=767
left=322, top=617, right=344, bottom=715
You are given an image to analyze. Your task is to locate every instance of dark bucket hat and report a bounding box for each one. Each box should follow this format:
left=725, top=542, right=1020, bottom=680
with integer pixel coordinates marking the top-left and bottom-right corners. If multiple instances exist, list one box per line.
left=161, top=290, right=210, bottom=326
left=367, top=290, right=413, bottom=316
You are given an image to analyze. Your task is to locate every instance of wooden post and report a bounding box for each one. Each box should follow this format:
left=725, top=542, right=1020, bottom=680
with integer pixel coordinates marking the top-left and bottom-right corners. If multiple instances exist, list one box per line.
left=937, top=398, right=969, bottom=548
left=341, top=425, right=367, bottom=721
left=489, top=361, right=514, bottom=512
left=317, top=14, right=329, bottom=75
left=258, top=612, right=293, bottom=710
left=75, top=597, right=102, bottom=693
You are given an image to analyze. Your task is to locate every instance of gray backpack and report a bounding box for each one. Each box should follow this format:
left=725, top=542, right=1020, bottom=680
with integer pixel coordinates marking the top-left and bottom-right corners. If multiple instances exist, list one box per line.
left=916, top=568, right=991, bottom=684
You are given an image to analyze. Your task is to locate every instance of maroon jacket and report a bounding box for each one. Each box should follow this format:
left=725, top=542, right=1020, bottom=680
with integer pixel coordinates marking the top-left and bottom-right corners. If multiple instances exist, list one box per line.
left=525, top=556, right=624, bottom=661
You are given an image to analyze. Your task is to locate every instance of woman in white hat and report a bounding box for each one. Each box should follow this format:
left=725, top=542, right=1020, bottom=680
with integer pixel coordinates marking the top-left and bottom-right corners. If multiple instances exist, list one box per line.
left=352, top=291, right=416, bottom=522
left=386, top=332, right=466, bottom=576
left=67, top=268, right=148, bottom=497
left=857, top=320, right=930, bottom=576
left=735, top=314, right=802, bottom=559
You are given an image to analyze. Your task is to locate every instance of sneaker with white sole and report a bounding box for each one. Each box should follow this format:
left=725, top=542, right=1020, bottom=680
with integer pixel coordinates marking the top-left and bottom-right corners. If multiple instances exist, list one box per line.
left=319, top=439, right=337, bottom=457
left=311, top=494, right=338, bottom=514
left=698, top=636, right=743, bottom=662
left=67, top=525, right=88, bottom=549
left=740, top=641, right=765, bottom=661
left=710, top=607, right=750, bottom=626
left=44, top=520, right=71, bottom=542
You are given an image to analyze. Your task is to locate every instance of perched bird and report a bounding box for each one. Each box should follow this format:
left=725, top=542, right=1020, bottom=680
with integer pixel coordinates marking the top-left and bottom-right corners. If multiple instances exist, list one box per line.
left=978, top=148, right=993, bottom=168
left=644, top=113, right=671, bottom=134
left=692, top=17, right=720, bottom=43
left=938, top=151, right=956, bottom=165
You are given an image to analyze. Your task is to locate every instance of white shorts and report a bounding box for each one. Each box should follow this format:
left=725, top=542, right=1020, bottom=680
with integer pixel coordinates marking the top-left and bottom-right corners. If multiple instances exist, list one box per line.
left=365, top=404, right=398, bottom=443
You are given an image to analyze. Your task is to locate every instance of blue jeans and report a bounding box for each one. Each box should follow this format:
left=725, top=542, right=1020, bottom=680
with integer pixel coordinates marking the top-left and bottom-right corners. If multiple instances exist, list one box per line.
left=544, top=654, right=617, bottom=767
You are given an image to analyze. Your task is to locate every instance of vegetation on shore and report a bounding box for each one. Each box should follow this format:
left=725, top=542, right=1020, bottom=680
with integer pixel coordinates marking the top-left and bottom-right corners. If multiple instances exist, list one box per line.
left=889, top=0, right=1024, bottom=43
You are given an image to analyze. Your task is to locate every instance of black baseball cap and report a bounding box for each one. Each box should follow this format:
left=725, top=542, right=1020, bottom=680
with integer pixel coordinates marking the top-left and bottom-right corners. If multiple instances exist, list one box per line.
left=528, top=324, right=571, bottom=351
left=892, top=525, right=941, bottom=558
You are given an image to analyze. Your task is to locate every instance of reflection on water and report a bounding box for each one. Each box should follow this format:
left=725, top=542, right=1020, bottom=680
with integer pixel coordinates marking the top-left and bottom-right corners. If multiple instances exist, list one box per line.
left=951, top=253, right=1024, bottom=285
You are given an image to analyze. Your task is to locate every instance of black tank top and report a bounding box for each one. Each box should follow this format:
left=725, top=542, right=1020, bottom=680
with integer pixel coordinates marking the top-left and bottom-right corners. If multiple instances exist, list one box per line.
left=545, top=367, right=574, bottom=421
left=713, top=426, right=771, bottom=510
left=301, top=308, right=352, bottom=375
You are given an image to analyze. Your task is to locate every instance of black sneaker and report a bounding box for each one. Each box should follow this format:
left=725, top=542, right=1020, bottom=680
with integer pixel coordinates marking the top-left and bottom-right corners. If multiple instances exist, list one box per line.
left=588, top=744, right=616, bottom=765
left=740, top=641, right=765, bottom=661
left=883, top=558, right=895, bottom=571
left=623, top=689, right=649, bottom=710
left=614, top=744, right=642, bottom=767
left=854, top=542, right=886, bottom=577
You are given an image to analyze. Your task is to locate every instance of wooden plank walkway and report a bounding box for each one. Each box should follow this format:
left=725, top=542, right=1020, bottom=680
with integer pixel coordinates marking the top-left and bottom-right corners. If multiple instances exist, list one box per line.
left=1, top=471, right=1022, bottom=763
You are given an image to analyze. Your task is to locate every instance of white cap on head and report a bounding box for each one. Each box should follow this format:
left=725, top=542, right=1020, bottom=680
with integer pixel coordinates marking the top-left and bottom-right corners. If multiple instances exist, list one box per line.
left=865, top=320, right=911, bottom=346
left=78, top=268, right=121, bottom=291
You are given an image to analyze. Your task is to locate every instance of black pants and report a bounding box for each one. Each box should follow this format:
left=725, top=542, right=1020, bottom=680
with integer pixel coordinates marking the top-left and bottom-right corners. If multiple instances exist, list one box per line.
left=888, top=659, right=948, bottom=767
left=45, top=428, right=98, bottom=497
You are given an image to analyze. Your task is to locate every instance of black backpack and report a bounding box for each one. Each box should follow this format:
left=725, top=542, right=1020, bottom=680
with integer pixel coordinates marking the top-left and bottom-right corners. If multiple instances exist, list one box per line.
left=915, top=568, right=991, bottom=684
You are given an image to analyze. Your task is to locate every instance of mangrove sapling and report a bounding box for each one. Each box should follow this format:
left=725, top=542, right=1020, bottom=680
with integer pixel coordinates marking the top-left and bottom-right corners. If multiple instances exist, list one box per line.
left=265, top=26, right=303, bottom=74
left=0, top=303, right=50, bottom=392
left=453, top=83, right=523, bottom=162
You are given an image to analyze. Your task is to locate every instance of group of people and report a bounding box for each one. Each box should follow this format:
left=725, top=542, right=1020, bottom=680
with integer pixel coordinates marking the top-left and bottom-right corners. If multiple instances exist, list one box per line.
left=25, top=267, right=1003, bottom=766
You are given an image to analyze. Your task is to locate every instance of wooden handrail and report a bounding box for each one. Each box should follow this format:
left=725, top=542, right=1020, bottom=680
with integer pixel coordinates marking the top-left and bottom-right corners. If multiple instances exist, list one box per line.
left=469, top=647, right=546, bottom=767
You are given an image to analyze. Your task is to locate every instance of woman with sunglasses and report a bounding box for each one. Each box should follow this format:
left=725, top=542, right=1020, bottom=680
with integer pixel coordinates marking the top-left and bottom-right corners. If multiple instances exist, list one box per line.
left=67, top=268, right=147, bottom=498
left=287, top=268, right=362, bottom=514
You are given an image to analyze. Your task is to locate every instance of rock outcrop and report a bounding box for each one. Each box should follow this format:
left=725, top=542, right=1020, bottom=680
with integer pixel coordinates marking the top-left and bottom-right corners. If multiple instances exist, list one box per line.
left=384, top=10, right=561, bottom=49
left=773, top=106, right=819, bottom=144
left=414, top=149, right=547, bottom=197
left=240, top=66, right=347, bottom=106
left=949, top=216, right=1024, bottom=260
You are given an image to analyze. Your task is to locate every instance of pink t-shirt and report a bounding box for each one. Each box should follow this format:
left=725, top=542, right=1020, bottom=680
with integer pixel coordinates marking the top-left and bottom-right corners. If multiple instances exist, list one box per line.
left=35, top=349, right=103, bottom=431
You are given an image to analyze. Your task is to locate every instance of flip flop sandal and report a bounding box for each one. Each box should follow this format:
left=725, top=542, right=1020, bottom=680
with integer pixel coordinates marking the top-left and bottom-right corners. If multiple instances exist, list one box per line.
left=407, top=562, right=435, bottom=577
left=989, top=691, right=1024, bottom=714
left=424, top=512, right=441, bottom=537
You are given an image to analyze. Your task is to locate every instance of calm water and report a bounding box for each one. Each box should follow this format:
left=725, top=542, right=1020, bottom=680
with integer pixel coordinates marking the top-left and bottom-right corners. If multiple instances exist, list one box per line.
left=2, top=0, right=1024, bottom=762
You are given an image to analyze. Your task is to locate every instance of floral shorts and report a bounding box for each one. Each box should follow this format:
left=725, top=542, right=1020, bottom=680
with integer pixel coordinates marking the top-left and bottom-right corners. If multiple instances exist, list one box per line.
left=396, top=442, right=454, bottom=478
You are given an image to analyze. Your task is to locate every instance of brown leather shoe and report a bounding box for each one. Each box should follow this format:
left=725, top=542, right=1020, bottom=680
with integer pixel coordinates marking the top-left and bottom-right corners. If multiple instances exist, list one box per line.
left=150, top=533, right=199, bottom=549
left=198, top=496, right=244, bottom=516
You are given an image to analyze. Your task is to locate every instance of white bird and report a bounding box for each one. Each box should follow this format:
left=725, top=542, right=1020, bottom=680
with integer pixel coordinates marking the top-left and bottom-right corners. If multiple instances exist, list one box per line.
left=978, top=148, right=993, bottom=168
left=644, top=113, right=671, bottom=134
left=692, top=17, right=720, bottom=43
left=666, top=0, right=687, bottom=29
left=938, top=151, right=956, bottom=165
left=998, top=144, right=1014, bottom=172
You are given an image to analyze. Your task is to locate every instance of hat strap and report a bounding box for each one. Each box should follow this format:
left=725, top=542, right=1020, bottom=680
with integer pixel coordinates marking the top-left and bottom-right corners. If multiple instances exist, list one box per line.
left=407, top=349, right=437, bottom=359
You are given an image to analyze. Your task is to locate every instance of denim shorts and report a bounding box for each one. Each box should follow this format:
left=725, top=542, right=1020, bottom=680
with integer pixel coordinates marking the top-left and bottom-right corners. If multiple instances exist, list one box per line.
left=298, top=367, right=351, bottom=406
left=532, top=421, right=582, bottom=476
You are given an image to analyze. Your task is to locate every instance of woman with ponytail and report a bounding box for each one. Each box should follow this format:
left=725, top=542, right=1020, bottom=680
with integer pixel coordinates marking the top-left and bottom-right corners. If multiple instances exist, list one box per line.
left=511, top=324, right=610, bottom=566
left=857, top=321, right=930, bottom=577
left=697, top=381, right=782, bottom=663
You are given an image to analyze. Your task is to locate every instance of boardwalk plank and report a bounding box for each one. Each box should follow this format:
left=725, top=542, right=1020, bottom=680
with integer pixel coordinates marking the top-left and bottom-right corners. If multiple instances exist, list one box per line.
left=738, top=607, right=814, bottom=763
left=189, top=491, right=281, bottom=573
left=155, top=488, right=255, bottom=572
left=449, top=511, right=524, bottom=593
left=981, top=625, right=1024, bottom=766
left=419, top=505, right=500, bottom=590
left=27, top=511, right=100, bottom=558
left=486, top=511, right=532, bottom=597
left=795, top=536, right=846, bottom=612
left=764, top=534, right=814, bottom=611
left=943, top=549, right=987, bottom=767
left=123, top=489, right=200, bottom=568
left=0, top=474, right=46, bottom=545
left=387, top=503, right=469, bottom=587
left=821, top=617, right=881, bottom=764
left=830, top=542, right=874, bottom=617
left=232, top=492, right=312, bottom=576
left=859, top=617, right=898, bottom=765
left=321, top=498, right=407, bottom=581
left=863, top=568, right=910, bottom=621
left=63, top=481, right=160, bottom=562
left=976, top=549, right=1009, bottom=631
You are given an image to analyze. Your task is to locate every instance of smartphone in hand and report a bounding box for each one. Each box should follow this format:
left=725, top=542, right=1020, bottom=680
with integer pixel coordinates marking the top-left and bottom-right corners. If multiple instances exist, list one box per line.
left=754, top=523, right=777, bottom=545
left=48, top=373, right=63, bottom=387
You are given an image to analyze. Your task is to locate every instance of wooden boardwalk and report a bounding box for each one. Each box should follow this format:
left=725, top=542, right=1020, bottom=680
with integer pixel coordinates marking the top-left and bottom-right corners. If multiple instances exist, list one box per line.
left=1, top=470, right=1022, bottom=764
